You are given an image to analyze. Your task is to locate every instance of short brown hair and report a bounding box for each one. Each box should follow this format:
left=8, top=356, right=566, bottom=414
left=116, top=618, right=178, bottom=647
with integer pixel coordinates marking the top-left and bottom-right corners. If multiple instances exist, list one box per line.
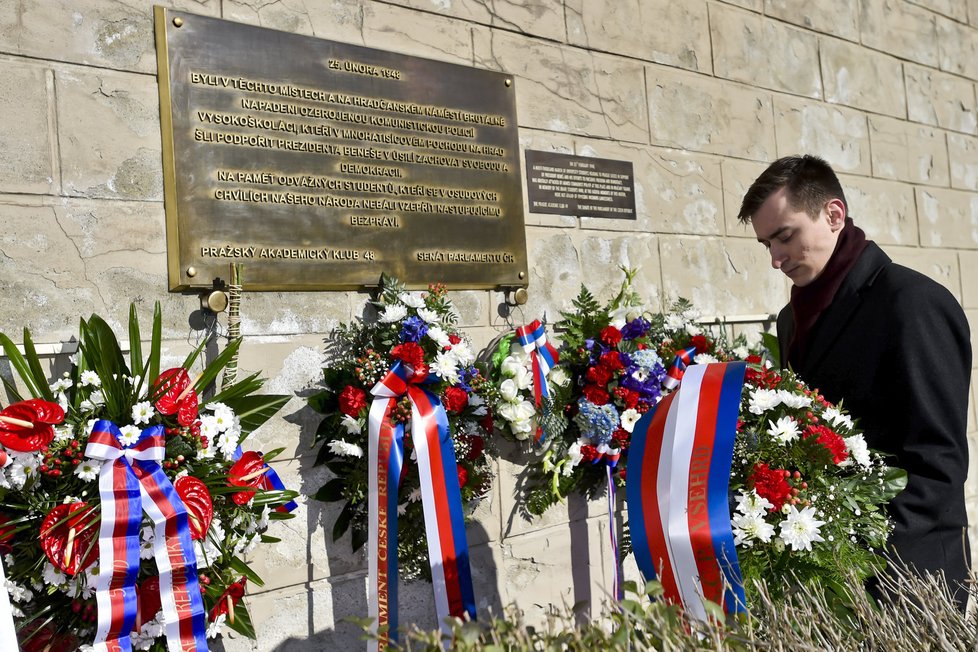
left=737, top=155, right=848, bottom=223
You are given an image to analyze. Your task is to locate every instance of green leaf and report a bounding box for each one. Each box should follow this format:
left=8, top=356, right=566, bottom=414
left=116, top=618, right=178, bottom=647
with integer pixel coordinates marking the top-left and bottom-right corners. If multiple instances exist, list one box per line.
left=21, top=329, right=54, bottom=401
left=333, top=501, right=355, bottom=542
left=228, top=556, right=265, bottom=587
left=194, top=337, right=242, bottom=395
left=128, top=303, right=143, bottom=387
left=307, top=389, right=335, bottom=414
left=881, top=466, right=908, bottom=499
left=314, top=478, right=346, bottom=502
left=223, top=393, right=290, bottom=437
left=0, top=332, right=43, bottom=398
left=224, top=603, right=256, bottom=639
left=760, top=331, right=781, bottom=368
left=149, top=302, right=162, bottom=384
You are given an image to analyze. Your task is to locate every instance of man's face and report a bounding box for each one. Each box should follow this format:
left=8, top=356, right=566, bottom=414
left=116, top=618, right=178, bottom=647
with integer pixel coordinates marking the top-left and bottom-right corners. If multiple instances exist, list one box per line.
left=750, top=187, right=844, bottom=287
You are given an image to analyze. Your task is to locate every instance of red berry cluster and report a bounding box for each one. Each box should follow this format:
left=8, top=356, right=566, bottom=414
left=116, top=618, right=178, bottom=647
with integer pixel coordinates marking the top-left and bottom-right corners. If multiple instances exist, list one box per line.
left=391, top=396, right=412, bottom=423
left=354, top=348, right=386, bottom=385
left=40, top=441, right=82, bottom=478
left=70, top=599, right=97, bottom=624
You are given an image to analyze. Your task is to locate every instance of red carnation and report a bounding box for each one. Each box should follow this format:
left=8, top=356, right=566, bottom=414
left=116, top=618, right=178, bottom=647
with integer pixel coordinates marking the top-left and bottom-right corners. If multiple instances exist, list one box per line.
left=391, top=342, right=427, bottom=372
left=691, top=334, right=710, bottom=353
left=338, top=385, right=368, bottom=417
left=456, top=464, right=469, bottom=488
left=803, top=424, right=849, bottom=464
left=611, top=427, right=630, bottom=448
left=599, top=326, right=623, bottom=347
left=442, top=386, right=469, bottom=413
left=448, top=333, right=462, bottom=345
left=582, top=384, right=610, bottom=405
left=599, top=351, right=625, bottom=371
left=586, top=365, right=613, bottom=386
left=479, top=411, right=494, bottom=435
left=748, top=462, right=792, bottom=511
left=460, top=433, right=485, bottom=460
left=580, top=445, right=600, bottom=464
left=613, top=387, right=640, bottom=409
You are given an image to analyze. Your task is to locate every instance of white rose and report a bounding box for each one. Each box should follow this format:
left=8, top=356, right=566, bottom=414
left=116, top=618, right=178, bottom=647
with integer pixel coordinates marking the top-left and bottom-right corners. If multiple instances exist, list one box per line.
left=498, top=403, right=520, bottom=422
left=501, top=355, right=523, bottom=377
left=516, top=400, right=537, bottom=420
left=549, top=367, right=570, bottom=387
left=499, top=378, right=520, bottom=402
left=513, top=365, right=532, bottom=390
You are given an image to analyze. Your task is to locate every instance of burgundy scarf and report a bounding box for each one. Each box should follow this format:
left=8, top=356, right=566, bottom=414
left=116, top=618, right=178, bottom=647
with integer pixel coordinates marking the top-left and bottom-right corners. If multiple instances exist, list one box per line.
left=788, top=218, right=868, bottom=367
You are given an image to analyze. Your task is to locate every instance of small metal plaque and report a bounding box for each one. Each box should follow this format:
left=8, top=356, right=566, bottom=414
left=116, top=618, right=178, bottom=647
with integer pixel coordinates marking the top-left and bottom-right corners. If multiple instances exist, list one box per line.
left=525, top=150, right=636, bottom=220
left=155, top=7, right=527, bottom=291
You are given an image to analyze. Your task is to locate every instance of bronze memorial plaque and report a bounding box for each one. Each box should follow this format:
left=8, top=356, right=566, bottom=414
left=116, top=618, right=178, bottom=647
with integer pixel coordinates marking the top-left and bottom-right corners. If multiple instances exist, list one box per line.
left=154, top=7, right=527, bottom=291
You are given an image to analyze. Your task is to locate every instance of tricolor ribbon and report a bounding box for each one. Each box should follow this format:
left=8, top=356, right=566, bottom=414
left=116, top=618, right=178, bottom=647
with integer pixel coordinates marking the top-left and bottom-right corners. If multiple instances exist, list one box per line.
left=626, top=362, right=747, bottom=619
left=662, top=346, right=698, bottom=391
left=0, top=546, right=17, bottom=651
left=85, top=421, right=208, bottom=651
left=367, top=362, right=476, bottom=650
left=514, top=320, right=560, bottom=445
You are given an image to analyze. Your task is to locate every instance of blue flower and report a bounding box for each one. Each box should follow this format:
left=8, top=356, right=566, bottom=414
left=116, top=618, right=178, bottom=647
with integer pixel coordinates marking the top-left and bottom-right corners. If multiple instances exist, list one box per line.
left=574, top=399, right=620, bottom=444
left=621, top=317, right=651, bottom=340
left=399, top=316, right=428, bottom=342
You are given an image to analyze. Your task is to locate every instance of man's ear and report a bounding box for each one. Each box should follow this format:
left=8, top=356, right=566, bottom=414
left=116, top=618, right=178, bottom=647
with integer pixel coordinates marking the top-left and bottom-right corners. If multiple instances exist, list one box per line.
left=825, top=198, right=846, bottom=231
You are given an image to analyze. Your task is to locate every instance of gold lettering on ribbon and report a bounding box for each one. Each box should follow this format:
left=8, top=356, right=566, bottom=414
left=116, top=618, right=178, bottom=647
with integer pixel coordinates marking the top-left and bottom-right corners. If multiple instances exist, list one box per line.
left=376, top=418, right=393, bottom=647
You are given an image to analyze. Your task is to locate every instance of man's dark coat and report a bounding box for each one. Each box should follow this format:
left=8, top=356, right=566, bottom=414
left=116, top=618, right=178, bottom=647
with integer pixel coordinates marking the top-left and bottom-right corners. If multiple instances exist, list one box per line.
left=777, top=242, right=971, bottom=586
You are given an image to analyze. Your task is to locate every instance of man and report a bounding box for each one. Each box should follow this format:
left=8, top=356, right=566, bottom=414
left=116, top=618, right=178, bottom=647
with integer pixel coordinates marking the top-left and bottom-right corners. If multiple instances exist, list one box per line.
left=738, top=154, right=972, bottom=605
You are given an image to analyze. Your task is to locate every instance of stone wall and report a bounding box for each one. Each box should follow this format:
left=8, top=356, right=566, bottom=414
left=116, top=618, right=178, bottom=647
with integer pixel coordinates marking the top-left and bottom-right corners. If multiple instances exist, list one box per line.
left=2, top=1, right=978, bottom=649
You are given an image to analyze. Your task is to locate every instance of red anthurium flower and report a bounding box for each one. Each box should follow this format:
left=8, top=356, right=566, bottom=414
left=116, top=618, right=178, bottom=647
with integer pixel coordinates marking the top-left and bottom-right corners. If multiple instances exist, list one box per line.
left=174, top=476, right=214, bottom=540
left=228, top=451, right=268, bottom=505
left=153, top=368, right=199, bottom=427
left=39, top=502, right=99, bottom=575
left=209, top=577, right=248, bottom=622
left=0, top=398, right=64, bottom=452
left=135, top=577, right=162, bottom=631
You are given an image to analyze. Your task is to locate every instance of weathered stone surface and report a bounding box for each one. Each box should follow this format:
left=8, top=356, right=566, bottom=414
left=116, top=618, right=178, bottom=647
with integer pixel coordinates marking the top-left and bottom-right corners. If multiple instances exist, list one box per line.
left=916, top=187, right=978, bottom=250
left=385, top=0, right=566, bottom=42
left=578, top=235, right=663, bottom=311
left=839, top=175, right=918, bottom=246
left=0, top=61, right=55, bottom=194
left=474, top=30, right=648, bottom=142
left=905, top=64, right=978, bottom=134
left=888, top=246, right=962, bottom=298
left=868, top=115, right=950, bottom=186
left=719, top=0, right=762, bottom=11
left=361, top=1, right=474, bottom=65
left=518, top=228, right=582, bottom=323
left=859, top=0, right=939, bottom=67
left=959, top=251, right=978, bottom=308
left=567, top=0, right=710, bottom=72
left=949, top=133, right=978, bottom=191
left=764, top=0, right=859, bottom=41
left=937, top=16, right=978, bottom=81
left=659, top=236, right=789, bottom=316
left=648, top=66, right=776, bottom=161
left=0, top=1, right=219, bottom=73
left=520, top=127, right=578, bottom=228
left=820, top=36, right=906, bottom=118
left=971, top=0, right=978, bottom=26
left=720, top=157, right=769, bottom=237
left=910, top=0, right=968, bottom=21
left=710, top=4, right=821, bottom=98
left=773, top=95, right=871, bottom=174
left=576, top=140, right=724, bottom=236
left=56, top=67, right=162, bottom=200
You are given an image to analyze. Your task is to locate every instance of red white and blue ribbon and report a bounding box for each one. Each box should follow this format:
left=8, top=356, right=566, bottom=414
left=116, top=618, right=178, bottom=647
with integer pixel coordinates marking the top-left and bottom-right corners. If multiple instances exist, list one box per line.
left=0, top=546, right=17, bottom=651
left=515, top=320, right=559, bottom=445
left=85, top=421, right=208, bottom=651
left=626, top=363, right=747, bottom=619
left=662, top=346, right=698, bottom=391
left=587, top=443, right=623, bottom=600
left=367, top=362, right=475, bottom=650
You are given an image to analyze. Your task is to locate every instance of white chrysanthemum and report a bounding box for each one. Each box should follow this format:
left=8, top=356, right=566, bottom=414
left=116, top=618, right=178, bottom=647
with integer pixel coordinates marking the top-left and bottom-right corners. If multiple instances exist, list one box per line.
left=748, top=388, right=782, bottom=415
left=79, top=370, right=101, bottom=387
left=549, top=366, right=571, bottom=387
left=778, top=505, right=826, bottom=551
left=79, top=399, right=96, bottom=412
left=398, top=292, right=425, bottom=308
left=49, top=377, right=73, bottom=393
left=499, top=378, right=520, bottom=403
left=450, top=341, right=475, bottom=367
left=340, top=414, right=362, bottom=435
left=5, top=579, right=33, bottom=603
left=664, top=313, right=685, bottom=331
left=74, top=459, right=101, bottom=482
left=139, top=525, right=155, bottom=560
left=767, top=416, right=800, bottom=444
left=207, top=614, right=227, bottom=639
left=199, top=415, right=220, bottom=441
left=417, top=307, right=440, bottom=324
left=378, top=304, right=408, bottom=323
left=844, top=434, right=872, bottom=469
left=693, top=352, right=718, bottom=365
left=732, top=345, right=749, bottom=360
left=209, top=401, right=234, bottom=421
left=620, top=408, right=641, bottom=433
left=90, top=389, right=106, bottom=407
left=131, top=401, right=154, bottom=425
left=132, top=616, right=164, bottom=650
left=735, top=490, right=775, bottom=516
left=42, top=562, right=68, bottom=588
left=118, top=425, right=141, bottom=447
left=9, top=453, right=41, bottom=489
left=53, top=425, right=74, bottom=443
left=216, top=431, right=239, bottom=460
left=685, top=323, right=703, bottom=336
left=408, top=487, right=422, bottom=503
left=430, top=350, right=460, bottom=385
left=777, top=389, right=812, bottom=409
left=328, top=440, right=364, bottom=458
left=823, top=407, right=854, bottom=432
left=426, top=325, right=452, bottom=348
left=732, top=512, right=776, bottom=546
left=195, top=519, right=225, bottom=569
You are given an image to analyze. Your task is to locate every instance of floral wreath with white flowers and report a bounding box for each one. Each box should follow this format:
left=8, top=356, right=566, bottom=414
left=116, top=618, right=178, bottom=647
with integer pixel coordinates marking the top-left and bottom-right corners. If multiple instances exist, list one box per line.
left=308, top=277, right=494, bottom=581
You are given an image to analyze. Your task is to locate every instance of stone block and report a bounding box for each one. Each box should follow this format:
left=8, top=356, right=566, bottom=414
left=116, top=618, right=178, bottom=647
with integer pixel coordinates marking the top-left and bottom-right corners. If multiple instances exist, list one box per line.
left=520, top=229, right=583, bottom=321
left=969, top=316, right=978, bottom=372
left=577, top=234, right=663, bottom=311
left=710, top=4, right=821, bottom=98
left=773, top=95, right=871, bottom=174
left=972, top=0, right=978, bottom=26
left=519, top=127, right=578, bottom=228
left=474, top=30, right=648, bottom=143
left=384, top=0, right=566, bottom=42
left=658, top=236, right=789, bottom=316
left=719, top=0, right=762, bottom=10
left=838, top=174, right=918, bottom=246
left=567, top=0, right=711, bottom=72
left=910, top=0, right=968, bottom=21
left=720, top=158, right=768, bottom=237
left=764, top=0, right=859, bottom=41
left=916, top=187, right=978, bottom=250
left=56, top=67, right=162, bottom=200
left=959, top=251, right=978, bottom=308
left=575, top=140, right=724, bottom=236
left=937, top=16, right=978, bottom=81
left=648, top=66, right=776, bottom=161
left=859, top=0, right=939, bottom=67
left=0, top=61, right=55, bottom=194
left=905, top=64, right=978, bottom=134
left=0, top=1, right=219, bottom=73
left=949, top=133, right=978, bottom=191
left=868, top=115, right=949, bottom=186
left=820, top=36, right=906, bottom=118
left=888, top=245, right=962, bottom=299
